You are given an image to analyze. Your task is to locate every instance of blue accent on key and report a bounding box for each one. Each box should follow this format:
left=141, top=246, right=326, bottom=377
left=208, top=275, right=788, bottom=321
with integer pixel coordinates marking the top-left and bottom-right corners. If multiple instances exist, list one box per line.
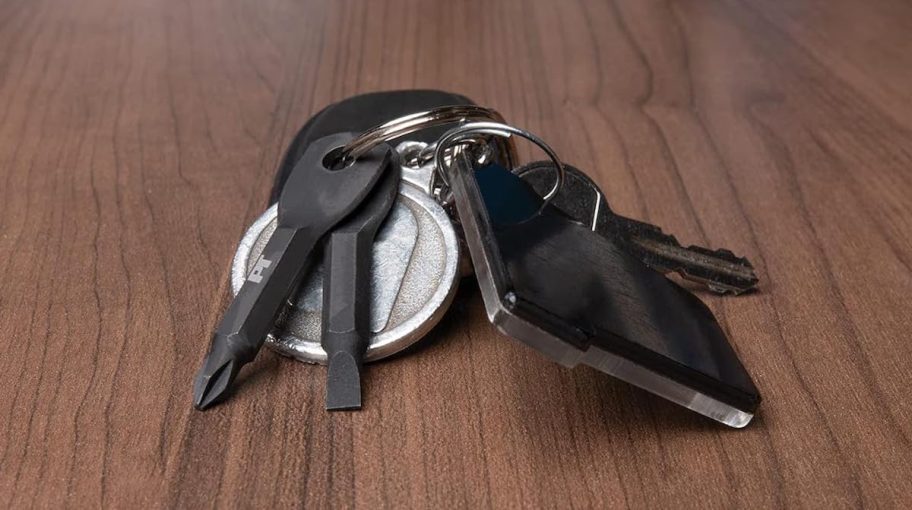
left=474, top=164, right=543, bottom=225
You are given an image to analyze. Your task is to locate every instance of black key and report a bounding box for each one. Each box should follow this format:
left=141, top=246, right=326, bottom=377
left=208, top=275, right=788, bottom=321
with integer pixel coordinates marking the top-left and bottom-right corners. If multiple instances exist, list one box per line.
left=516, top=162, right=758, bottom=295
left=193, top=133, right=393, bottom=410
left=322, top=154, right=401, bottom=411
left=449, top=156, right=761, bottom=427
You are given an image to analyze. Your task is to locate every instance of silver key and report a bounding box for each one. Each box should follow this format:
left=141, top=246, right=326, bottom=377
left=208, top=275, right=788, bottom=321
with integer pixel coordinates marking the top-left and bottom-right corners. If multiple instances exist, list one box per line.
left=231, top=162, right=461, bottom=364
left=515, top=162, right=758, bottom=295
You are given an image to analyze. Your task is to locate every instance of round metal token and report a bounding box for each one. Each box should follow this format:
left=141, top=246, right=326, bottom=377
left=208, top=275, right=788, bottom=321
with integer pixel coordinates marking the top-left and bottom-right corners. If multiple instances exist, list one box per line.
left=231, top=181, right=460, bottom=364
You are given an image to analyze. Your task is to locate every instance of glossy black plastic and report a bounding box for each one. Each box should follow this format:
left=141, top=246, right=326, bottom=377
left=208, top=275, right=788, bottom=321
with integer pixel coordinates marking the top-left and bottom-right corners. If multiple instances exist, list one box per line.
left=475, top=165, right=761, bottom=414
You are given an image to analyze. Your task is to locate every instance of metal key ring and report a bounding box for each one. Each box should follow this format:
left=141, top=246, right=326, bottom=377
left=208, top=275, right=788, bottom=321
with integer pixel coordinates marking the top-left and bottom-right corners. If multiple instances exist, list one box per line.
left=338, top=105, right=508, bottom=163
left=432, top=121, right=566, bottom=205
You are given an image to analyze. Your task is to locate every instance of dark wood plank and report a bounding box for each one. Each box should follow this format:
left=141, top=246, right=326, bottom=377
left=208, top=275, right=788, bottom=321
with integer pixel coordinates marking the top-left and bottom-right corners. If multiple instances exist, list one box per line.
left=0, top=0, right=910, bottom=507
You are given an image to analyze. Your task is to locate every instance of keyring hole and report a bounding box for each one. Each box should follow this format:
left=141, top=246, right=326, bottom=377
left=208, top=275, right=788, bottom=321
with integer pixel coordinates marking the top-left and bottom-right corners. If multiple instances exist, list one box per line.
left=322, top=147, right=353, bottom=170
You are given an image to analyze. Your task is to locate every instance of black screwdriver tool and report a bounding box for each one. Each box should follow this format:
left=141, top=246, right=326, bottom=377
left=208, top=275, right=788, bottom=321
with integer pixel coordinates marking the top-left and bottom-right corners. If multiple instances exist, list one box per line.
left=193, top=133, right=393, bottom=410
left=322, top=155, right=401, bottom=411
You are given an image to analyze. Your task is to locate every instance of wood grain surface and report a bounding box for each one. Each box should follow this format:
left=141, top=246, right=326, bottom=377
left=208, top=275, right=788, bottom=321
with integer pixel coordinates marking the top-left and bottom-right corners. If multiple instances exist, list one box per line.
left=1, top=0, right=910, bottom=507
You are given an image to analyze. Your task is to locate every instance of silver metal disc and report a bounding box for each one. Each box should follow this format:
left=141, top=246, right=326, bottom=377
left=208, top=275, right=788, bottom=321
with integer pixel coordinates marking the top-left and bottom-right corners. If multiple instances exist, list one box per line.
left=231, top=182, right=460, bottom=364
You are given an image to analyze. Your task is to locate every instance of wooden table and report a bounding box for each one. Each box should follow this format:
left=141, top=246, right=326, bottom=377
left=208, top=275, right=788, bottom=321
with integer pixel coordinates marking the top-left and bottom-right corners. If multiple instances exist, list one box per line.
left=2, top=0, right=910, bottom=507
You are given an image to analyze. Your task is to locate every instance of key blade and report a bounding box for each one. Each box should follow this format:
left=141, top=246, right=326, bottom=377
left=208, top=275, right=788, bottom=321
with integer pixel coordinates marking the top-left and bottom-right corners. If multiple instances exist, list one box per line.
left=516, top=162, right=759, bottom=295
left=625, top=228, right=759, bottom=295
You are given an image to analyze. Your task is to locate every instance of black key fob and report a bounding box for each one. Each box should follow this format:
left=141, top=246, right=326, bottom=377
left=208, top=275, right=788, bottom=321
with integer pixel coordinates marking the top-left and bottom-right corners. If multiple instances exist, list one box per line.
left=449, top=153, right=761, bottom=427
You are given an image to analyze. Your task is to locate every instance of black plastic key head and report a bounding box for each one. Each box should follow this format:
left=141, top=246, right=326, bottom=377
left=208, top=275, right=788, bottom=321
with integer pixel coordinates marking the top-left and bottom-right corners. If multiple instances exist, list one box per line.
left=277, top=135, right=389, bottom=228
left=193, top=133, right=393, bottom=410
left=270, top=90, right=478, bottom=203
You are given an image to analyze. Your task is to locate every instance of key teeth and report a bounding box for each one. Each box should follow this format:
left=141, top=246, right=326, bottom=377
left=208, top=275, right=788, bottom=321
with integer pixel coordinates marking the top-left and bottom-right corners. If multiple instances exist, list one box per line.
left=684, top=270, right=759, bottom=295
left=706, top=281, right=754, bottom=296
left=686, top=245, right=757, bottom=270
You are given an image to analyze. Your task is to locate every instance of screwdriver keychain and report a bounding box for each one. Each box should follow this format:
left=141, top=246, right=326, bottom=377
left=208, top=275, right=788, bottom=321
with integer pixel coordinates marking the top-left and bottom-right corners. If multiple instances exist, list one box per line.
left=321, top=152, right=400, bottom=410
left=193, top=133, right=393, bottom=409
left=197, top=93, right=510, bottom=410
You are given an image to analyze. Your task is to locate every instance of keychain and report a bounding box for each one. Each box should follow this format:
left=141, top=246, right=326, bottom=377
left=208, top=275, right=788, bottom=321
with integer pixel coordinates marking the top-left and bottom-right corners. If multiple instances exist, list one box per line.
left=193, top=91, right=761, bottom=428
